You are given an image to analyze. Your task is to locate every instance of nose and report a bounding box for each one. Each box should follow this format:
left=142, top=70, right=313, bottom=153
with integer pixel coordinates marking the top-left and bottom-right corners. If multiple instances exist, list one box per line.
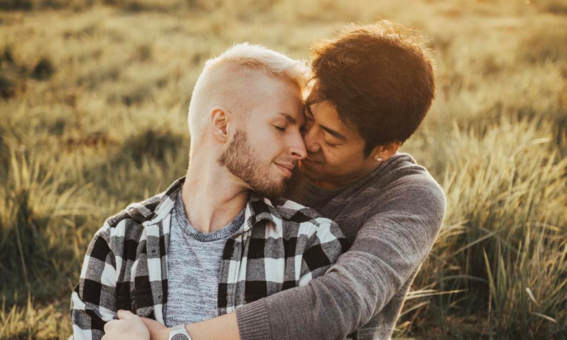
left=290, top=131, right=307, bottom=160
left=302, top=124, right=320, bottom=153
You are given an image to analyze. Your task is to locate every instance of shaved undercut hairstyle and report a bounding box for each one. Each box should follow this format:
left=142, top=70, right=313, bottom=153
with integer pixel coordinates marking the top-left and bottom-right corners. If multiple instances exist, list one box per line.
left=188, top=43, right=310, bottom=155
left=308, top=21, right=436, bottom=157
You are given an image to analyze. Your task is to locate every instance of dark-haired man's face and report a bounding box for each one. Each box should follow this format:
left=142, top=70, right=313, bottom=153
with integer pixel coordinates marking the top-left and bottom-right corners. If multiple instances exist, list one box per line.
left=298, top=100, right=381, bottom=189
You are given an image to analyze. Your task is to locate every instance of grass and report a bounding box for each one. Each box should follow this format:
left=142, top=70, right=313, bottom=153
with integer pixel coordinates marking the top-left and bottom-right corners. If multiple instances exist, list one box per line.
left=0, top=0, right=566, bottom=339
left=402, top=119, right=566, bottom=339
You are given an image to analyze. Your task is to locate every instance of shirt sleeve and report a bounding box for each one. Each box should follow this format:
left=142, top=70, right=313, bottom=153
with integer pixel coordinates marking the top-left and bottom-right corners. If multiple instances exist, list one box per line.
left=236, top=182, right=446, bottom=340
left=70, top=222, right=118, bottom=340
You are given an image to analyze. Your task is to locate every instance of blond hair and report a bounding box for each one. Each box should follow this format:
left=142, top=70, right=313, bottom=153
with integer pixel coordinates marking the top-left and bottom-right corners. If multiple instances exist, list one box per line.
left=188, top=43, right=310, bottom=154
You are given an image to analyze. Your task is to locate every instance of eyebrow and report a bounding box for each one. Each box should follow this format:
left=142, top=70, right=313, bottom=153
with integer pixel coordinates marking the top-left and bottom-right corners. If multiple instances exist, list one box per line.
left=320, top=125, right=347, bottom=142
left=278, top=112, right=298, bottom=125
left=305, top=105, right=347, bottom=142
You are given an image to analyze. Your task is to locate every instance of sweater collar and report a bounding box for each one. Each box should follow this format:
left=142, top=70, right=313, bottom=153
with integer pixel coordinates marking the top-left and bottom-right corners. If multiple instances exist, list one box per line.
left=297, top=152, right=416, bottom=197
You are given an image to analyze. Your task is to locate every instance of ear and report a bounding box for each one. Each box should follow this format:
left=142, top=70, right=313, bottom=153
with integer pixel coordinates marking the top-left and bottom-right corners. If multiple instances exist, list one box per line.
left=210, top=106, right=232, bottom=143
left=370, top=141, right=402, bottom=161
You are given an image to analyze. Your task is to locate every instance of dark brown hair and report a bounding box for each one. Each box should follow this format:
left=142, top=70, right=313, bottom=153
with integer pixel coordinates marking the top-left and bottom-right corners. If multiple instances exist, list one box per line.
left=309, top=21, right=435, bottom=157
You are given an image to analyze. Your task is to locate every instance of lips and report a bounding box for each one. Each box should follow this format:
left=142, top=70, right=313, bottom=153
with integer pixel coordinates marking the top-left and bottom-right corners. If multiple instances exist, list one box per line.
left=274, top=162, right=294, bottom=178
left=303, top=156, right=323, bottom=165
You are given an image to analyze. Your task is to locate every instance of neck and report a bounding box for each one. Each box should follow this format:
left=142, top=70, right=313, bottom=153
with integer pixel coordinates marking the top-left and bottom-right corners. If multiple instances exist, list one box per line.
left=182, top=152, right=249, bottom=233
left=310, top=160, right=382, bottom=190
left=308, top=152, right=400, bottom=189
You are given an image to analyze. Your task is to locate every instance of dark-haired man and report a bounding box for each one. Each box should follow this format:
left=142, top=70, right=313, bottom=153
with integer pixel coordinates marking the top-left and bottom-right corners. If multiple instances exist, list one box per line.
left=106, top=21, right=446, bottom=340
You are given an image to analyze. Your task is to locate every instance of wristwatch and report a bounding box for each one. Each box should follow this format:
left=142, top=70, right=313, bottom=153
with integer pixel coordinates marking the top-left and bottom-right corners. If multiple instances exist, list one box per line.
left=168, top=324, right=192, bottom=340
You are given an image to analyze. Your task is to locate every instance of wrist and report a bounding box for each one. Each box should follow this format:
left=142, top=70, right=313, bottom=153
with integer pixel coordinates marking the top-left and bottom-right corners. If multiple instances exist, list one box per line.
left=160, top=327, right=172, bottom=340
left=166, top=324, right=193, bottom=340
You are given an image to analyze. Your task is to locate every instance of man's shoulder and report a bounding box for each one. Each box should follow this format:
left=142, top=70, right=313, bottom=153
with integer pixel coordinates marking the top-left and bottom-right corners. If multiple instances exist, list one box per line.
left=379, top=154, right=445, bottom=203
left=104, top=192, right=167, bottom=229
left=366, top=154, right=446, bottom=229
left=331, top=153, right=446, bottom=233
left=104, top=177, right=185, bottom=229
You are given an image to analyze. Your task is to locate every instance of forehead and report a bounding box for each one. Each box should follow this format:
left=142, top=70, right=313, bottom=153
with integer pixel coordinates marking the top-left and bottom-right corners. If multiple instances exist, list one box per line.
left=308, top=100, right=363, bottom=141
left=248, top=74, right=304, bottom=119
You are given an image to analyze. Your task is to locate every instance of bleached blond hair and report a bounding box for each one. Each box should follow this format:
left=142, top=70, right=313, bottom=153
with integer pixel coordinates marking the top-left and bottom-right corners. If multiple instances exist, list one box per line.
left=188, top=43, right=311, bottom=154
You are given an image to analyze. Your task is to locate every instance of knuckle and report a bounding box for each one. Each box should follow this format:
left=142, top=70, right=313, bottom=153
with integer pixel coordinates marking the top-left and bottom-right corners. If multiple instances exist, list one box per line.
left=103, top=321, right=113, bottom=332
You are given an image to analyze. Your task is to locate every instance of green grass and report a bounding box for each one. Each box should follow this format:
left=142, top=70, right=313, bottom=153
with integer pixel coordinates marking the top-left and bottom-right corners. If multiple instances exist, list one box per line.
left=0, top=0, right=566, bottom=339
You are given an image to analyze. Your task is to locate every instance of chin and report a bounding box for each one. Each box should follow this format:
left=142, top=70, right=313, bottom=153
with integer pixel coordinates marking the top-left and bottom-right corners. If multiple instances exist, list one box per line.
left=298, top=161, right=312, bottom=173
left=298, top=164, right=318, bottom=181
left=299, top=160, right=318, bottom=170
left=297, top=163, right=307, bottom=176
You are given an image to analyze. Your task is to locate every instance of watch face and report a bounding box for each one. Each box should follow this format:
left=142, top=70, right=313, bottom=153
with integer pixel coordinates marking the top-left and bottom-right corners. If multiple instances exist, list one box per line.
left=171, top=334, right=189, bottom=340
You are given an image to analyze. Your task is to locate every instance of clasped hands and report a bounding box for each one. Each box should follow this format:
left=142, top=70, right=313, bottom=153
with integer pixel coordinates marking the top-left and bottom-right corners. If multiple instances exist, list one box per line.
left=102, top=310, right=172, bottom=340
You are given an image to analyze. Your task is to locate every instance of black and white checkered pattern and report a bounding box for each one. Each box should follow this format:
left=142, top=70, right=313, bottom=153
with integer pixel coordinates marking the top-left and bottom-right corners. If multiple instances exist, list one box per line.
left=70, top=178, right=347, bottom=340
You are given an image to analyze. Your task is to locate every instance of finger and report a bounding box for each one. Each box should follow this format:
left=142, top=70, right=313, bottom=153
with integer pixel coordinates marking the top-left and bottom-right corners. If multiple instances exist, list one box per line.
left=117, top=309, right=135, bottom=320
left=141, top=317, right=167, bottom=334
left=104, top=320, right=118, bottom=333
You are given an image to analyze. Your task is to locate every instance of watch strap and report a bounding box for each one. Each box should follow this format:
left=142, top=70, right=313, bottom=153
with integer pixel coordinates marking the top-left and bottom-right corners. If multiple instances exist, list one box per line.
left=168, top=324, right=192, bottom=340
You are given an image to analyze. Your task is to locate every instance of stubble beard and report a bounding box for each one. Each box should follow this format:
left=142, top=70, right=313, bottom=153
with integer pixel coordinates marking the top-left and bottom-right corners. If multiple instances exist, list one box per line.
left=218, top=129, right=286, bottom=200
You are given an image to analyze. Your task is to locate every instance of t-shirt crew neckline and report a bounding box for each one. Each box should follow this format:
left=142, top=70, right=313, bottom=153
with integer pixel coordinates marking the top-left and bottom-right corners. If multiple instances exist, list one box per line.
left=174, top=190, right=246, bottom=242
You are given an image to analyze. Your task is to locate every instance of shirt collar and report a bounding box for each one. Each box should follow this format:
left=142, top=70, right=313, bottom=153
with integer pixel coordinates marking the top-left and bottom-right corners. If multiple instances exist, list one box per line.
left=141, top=177, right=284, bottom=233
left=244, top=193, right=283, bottom=233
left=138, top=177, right=185, bottom=226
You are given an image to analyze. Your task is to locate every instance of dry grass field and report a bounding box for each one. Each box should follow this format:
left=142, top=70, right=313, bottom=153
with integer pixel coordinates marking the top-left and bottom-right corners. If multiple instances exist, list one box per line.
left=0, top=0, right=566, bottom=339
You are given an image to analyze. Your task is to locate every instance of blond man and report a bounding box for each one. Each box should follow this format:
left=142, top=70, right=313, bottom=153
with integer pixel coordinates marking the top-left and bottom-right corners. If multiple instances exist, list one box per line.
left=70, top=43, right=346, bottom=340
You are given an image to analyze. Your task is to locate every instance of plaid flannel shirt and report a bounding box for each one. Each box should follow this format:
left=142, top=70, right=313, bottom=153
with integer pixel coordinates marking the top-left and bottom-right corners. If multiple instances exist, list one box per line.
left=70, top=177, right=347, bottom=340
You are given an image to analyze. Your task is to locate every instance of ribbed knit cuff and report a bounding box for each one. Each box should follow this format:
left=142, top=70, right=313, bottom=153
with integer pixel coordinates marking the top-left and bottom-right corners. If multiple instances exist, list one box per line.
left=236, top=299, right=272, bottom=340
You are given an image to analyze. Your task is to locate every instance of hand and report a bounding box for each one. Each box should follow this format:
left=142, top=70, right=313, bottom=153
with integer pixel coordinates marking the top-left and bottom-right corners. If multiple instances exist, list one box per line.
left=102, top=310, right=150, bottom=340
left=141, top=317, right=171, bottom=340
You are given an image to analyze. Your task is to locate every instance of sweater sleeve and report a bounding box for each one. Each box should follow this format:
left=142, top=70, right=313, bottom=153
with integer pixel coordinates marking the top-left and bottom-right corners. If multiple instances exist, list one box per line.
left=236, top=180, right=446, bottom=340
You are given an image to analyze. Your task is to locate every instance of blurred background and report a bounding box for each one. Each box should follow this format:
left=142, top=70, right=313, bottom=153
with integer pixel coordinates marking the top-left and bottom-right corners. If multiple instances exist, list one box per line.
left=0, top=0, right=565, bottom=339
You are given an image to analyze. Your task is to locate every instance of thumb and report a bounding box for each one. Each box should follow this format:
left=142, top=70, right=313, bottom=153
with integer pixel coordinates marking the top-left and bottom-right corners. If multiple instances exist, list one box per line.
left=141, top=317, right=168, bottom=336
left=117, top=309, right=136, bottom=320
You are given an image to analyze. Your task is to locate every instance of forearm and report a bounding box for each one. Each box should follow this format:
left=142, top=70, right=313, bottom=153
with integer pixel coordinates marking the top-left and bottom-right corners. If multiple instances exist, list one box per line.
left=186, top=313, right=241, bottom=340
left=236, top=211, right=444, bottom=340
left=150, top=313, right=241, bottom=340
left=237, top=254, right=384, bottom=340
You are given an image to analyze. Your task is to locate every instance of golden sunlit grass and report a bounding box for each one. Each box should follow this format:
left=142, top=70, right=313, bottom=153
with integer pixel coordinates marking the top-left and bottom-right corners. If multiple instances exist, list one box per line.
left=0, top=0, right=565, bottom=339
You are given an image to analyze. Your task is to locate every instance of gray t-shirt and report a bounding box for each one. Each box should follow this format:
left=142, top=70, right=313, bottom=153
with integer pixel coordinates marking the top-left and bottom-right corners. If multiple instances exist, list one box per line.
left=165, top=190, right=245, bottom=327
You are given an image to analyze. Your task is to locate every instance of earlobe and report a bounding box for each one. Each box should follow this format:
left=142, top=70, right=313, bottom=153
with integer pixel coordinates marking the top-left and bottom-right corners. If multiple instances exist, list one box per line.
left=371, top=142, right=401, bottom=162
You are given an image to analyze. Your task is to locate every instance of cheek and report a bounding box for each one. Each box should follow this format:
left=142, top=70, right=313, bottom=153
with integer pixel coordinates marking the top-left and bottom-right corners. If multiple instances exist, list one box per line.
left=322, top=148, right=343, bottom=166
left=253, top=131, right=284, bottom=159
left=325, top=148, right=362, bottom=168
left=250, top=127, right=279, bottom=146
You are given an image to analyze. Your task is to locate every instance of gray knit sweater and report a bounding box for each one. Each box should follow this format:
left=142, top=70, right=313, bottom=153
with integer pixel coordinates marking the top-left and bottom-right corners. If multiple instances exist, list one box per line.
left=236, top=153, right=446, bottom=340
